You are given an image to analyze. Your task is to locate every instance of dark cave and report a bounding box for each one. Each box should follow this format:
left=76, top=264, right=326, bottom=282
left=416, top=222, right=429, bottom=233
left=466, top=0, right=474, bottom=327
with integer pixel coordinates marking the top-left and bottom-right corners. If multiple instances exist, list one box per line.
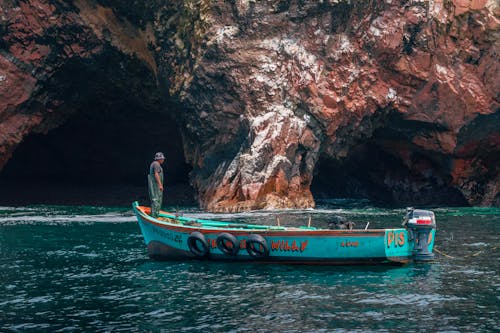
left=0, top=108, right=194, bottom=207
left=0, top=47, right=194, bottom=207
left=311, top=115, right=469, bottom=207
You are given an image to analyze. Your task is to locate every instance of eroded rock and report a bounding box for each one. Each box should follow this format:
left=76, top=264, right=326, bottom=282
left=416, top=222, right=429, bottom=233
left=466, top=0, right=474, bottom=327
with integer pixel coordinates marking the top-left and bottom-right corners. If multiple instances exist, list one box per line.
left=0, top=0, right=498, bottom=210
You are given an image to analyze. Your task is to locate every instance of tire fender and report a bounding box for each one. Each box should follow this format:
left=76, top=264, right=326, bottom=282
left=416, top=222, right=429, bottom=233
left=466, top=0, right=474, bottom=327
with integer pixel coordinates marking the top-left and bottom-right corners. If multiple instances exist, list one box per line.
left=246, top=234, right=269, bottom=258
left=187, top=231, right=209, bottom=257
left=216, top=232, right=240, bottom=256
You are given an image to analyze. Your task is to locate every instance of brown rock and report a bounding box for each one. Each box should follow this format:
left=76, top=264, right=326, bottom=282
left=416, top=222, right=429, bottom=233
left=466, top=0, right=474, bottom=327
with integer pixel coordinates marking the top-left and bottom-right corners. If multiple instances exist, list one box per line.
left=0, top=0, right=498, bottom=210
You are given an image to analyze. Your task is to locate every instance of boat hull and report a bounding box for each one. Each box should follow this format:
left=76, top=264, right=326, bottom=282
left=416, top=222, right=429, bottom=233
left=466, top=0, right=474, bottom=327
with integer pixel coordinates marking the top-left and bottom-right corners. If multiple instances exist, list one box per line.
left=134, top=204, right=435, bottom=265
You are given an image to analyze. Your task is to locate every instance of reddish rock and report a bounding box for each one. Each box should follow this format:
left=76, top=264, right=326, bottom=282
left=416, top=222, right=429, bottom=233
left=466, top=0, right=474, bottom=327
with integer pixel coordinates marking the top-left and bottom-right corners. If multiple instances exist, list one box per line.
left=165, top=0, right=499, bottom=210
left=0, top=0, right=498, bottom=210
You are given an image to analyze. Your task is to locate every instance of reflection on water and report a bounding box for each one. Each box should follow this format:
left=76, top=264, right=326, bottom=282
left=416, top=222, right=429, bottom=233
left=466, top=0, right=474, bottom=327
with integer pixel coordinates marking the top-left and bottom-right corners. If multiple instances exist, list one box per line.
left=0, top=202, right=499, bottom=332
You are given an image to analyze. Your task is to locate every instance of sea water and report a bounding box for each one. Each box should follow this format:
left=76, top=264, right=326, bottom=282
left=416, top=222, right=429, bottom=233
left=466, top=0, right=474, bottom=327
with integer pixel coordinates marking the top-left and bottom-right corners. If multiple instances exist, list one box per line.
left=0, top=201, right=498, bottom=332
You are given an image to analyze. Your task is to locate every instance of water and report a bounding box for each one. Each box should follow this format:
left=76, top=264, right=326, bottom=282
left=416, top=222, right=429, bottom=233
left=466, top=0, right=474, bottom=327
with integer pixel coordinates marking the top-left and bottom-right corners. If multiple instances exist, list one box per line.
left=0, top=202, right=498, bottom=332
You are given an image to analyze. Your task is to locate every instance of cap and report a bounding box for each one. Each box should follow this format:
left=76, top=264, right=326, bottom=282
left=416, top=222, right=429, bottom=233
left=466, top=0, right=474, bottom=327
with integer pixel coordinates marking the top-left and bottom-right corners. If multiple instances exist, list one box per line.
left=154, top=152, right=165, bottom=160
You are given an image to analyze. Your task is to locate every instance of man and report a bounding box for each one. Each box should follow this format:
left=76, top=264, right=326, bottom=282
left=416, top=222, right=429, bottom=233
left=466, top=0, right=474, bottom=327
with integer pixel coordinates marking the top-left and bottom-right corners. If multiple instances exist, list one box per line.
left=148, top=152, right=165, bottom=217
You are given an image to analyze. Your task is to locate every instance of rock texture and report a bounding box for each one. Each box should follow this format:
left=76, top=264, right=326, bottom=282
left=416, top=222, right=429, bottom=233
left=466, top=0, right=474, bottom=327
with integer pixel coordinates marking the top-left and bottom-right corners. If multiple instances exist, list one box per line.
left=0, top=0, right=499, bottom=211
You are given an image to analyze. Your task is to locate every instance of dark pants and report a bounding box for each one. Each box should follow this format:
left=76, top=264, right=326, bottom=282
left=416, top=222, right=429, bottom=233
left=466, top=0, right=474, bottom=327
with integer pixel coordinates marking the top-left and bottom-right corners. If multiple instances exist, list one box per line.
left=148, top=175, right=163, bottom=217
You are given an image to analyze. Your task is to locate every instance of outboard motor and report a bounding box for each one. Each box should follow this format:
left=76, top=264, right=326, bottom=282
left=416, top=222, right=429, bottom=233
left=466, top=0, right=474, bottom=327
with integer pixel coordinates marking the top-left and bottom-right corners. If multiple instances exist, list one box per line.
left=403, top=208, right=436, bottom=262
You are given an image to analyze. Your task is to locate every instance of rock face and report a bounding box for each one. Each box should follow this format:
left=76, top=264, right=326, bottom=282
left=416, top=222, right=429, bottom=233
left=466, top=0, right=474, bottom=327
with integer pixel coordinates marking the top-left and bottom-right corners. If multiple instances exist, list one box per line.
left=0, top=0, right=499, bottom=211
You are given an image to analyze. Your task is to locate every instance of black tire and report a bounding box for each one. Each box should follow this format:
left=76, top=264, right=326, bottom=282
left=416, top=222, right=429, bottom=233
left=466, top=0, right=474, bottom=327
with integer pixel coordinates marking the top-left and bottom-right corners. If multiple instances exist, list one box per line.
left=187, top=231, right=209, bottom=257
left=246, top=234, right=269, bottom=258
left=216, top=232, right=240, bottom=256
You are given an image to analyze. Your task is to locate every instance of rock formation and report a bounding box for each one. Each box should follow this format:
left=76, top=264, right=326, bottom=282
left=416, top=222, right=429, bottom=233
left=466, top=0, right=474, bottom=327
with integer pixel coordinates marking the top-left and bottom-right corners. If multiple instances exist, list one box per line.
left=0, top=0, right=498, bottom=211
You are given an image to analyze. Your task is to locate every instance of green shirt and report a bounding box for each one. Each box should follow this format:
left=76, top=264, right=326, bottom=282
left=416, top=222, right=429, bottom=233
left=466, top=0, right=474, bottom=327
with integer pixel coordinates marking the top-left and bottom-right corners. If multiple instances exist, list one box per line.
left=149, top=161, right=163, bottom=184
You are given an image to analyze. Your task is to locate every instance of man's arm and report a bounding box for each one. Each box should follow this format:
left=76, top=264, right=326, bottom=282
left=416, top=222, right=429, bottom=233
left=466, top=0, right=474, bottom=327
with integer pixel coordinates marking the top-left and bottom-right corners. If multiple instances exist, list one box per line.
left=154, top=171, right=163, bottom=191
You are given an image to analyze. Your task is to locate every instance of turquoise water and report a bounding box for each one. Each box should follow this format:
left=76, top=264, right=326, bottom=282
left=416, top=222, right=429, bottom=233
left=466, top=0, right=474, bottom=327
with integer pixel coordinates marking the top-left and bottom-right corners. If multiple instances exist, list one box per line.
left=0, top=202, right=498, bottom=332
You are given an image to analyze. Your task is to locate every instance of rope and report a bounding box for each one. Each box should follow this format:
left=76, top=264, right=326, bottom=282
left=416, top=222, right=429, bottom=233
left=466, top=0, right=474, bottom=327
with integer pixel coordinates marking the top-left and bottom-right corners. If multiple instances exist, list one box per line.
left=434, top=247, right=455, bottom=259
left=467, top=246, right=498, bottom=258
left=434, top=246, right=498, bottom=259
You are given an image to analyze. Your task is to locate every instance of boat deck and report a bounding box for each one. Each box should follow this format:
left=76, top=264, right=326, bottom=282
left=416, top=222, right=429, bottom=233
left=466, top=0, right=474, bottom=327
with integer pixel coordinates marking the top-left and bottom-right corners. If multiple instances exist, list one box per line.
left=136, top=205, right=317, bottom=231
left=134, top=203, right=386, bottom=234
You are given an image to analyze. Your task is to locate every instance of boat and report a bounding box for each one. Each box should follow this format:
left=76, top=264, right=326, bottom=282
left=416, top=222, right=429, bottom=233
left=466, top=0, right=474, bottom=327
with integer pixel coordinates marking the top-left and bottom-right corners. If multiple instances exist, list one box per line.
left=133, top=201, right=436, bottom=265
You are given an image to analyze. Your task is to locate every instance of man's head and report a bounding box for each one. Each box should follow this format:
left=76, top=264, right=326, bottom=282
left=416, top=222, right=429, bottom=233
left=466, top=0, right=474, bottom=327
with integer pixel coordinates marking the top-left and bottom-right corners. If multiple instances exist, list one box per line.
left=154, top=152, right=165, bottom=164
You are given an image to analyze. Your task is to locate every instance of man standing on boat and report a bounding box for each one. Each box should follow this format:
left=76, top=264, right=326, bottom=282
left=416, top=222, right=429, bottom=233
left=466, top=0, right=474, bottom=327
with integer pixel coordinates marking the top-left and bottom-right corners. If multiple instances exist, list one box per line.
left=148, top=152, right=165, bottom=217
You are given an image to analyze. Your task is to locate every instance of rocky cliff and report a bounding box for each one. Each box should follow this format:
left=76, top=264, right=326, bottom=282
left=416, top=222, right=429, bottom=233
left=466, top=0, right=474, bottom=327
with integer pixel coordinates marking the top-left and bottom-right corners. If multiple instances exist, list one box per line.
left=0, top=0, right=498, bottom=211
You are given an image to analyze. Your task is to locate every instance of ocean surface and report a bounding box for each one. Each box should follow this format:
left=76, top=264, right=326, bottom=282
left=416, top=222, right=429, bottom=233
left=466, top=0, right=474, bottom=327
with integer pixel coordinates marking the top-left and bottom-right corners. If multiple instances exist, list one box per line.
left=0, top=200, right=498, bottom=332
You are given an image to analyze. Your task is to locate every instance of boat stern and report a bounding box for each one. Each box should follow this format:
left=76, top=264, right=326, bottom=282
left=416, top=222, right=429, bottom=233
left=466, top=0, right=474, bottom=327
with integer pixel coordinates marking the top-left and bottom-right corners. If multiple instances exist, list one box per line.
left=404, top=208, right=437, bottom=262
left=384, top=208, right=437, bottom=263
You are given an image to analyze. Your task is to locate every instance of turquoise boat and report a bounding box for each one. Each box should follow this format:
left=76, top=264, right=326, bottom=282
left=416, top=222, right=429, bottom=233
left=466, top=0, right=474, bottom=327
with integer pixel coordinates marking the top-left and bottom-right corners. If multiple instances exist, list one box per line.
left=133, top=202, right=436, bottom=265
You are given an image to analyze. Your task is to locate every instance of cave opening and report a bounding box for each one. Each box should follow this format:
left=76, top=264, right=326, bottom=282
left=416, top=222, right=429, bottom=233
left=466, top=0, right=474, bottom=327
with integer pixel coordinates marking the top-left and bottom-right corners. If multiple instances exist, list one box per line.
left=0, top=47, right=194, bottom=207
left=0, top=107, right=194, bottom=207
left=311, top=114, right=469, bottom=207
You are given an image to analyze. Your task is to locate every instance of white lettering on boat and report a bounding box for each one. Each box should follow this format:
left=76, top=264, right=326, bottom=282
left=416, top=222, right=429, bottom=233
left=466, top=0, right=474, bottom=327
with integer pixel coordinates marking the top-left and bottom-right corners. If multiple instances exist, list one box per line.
left=151, top=226, right=182, bottom=244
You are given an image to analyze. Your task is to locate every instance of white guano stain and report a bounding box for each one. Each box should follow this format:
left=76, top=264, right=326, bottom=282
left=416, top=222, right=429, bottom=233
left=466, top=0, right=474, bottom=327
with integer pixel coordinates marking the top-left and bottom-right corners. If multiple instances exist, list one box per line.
left=215, top=26, right=239, bottom=44
left=387, top=87, right=397, bottom=100
left=435, top=64, right=448, bottom=76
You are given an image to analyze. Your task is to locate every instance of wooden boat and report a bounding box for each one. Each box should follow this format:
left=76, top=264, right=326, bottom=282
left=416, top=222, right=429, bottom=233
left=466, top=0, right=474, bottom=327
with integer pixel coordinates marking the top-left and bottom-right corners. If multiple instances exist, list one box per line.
left=133, top=201, right=436, bottom=265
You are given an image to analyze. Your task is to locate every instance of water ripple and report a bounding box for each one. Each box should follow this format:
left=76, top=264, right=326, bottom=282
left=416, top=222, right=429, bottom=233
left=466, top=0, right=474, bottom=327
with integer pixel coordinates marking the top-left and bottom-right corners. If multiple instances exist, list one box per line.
left=0, top=204, right=499, bottom=332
